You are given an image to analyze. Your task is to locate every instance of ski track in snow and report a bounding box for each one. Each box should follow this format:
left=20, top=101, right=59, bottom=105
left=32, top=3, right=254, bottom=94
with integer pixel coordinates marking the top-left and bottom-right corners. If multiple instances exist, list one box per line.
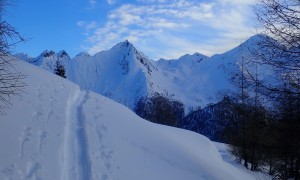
left=25, top=162, right=41, bottom=180
left=45, top=95, right=54, bottom=124
left=89, top=98, right=116, bottom=179
left=62, top=88, right=91, bottom=180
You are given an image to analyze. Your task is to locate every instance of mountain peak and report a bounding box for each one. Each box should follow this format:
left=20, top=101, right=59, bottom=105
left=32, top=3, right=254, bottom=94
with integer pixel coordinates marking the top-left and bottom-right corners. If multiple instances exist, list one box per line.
left=57, top=50, right=70, bottom=59
left=76, top=52, right=90, bottom=57
left=239, top=34, right=275, bottom=49
left=114, top=40, right=134, bottom=49
left=41, top=50, right=56, bottom=58
left=175, top=52, right=207, bottom=63
left=14, top=53, right=32, bottom=60
left=193, top=52, right=208, bottom=58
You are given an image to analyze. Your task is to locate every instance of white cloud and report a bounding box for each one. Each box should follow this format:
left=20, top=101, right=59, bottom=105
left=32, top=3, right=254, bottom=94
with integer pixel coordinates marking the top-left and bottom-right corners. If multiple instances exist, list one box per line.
left=77, top=21, right=97, bottom=36
left=218, top=0, right=255, bottom=5
left=107, top=0, right=116, bottom=5
left=88, top=0, right=97, bottom=8
left=79, top=0, right=255, bottom=59
left=77, top=21, right=85, bottom=27
left=137, top=0, right=170, bottom=3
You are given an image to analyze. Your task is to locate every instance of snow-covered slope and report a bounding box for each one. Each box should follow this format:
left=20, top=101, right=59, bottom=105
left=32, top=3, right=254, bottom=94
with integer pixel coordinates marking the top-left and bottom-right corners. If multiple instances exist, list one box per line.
left=152, top=35, right=274, bottom=111
left=153, top=52, right=228, bottom=110
left=0, top=58, right=264, bottom=180
left=67, top=41, right=153, bottom=109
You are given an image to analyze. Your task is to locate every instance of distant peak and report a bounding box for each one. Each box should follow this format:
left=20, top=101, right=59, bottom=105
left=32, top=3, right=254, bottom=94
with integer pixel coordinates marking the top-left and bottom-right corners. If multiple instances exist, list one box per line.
left=15, top=52, right=30, bottom=58
left=76, top=52, right=90, bottom=57
left=177, top=52, right=208, bottom=62
left=123, top=40, right=132, bottom=47
left=241, top=34, right=273, bottom=47
left=193, top=52, right=208, bottom=58
left=14, top=53, right=32, bottom=61
left=179, top=52, right=207, bottom=58
left=114, top=40, right=134, bottom=49
left=57, top=50, right=70, bottom=59
left=41, top=50, right=55, bottom=58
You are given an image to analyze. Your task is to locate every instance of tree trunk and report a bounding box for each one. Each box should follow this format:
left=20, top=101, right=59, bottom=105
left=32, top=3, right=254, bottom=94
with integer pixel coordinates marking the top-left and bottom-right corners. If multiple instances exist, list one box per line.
left=295, top=157, right=299, bottom=180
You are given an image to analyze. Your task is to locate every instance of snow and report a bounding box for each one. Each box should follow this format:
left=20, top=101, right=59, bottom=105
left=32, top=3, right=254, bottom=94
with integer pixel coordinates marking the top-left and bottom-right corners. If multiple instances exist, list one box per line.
left=213, top=142, right=271, bottom=180
left=67, top=41, right=149, bottom=109
left=0, top=59, right=268, bottom=179
left=16, top=35, right=269, bottom=114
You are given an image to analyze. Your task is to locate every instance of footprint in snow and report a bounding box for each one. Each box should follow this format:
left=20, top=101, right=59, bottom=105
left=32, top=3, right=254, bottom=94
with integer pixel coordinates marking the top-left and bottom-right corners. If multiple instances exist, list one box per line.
left=19, top=127, right=32, bottom=158
left=37, top=131, right=48, bottom=153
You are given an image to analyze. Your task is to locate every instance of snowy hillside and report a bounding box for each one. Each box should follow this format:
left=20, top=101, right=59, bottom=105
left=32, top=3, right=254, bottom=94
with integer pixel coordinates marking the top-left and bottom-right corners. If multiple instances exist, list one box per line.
left=0, top=58, right=267, bottom=180
left=68, top=40, right=153, bottom=109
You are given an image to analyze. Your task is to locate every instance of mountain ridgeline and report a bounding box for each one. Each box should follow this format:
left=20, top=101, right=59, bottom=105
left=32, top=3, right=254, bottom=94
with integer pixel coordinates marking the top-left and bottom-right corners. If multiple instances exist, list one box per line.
left=16, top=35, right=265, bottom=142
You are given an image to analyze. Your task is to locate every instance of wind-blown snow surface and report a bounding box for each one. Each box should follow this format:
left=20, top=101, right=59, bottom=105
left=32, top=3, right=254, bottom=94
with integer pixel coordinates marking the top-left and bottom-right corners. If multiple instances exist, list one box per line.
left=0, top=59, right=264, bottom=179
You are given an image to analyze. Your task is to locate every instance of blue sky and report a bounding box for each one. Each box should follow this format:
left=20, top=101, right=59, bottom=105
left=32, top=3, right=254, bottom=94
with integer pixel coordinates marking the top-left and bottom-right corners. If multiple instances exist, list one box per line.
left=6, top=0, right=255, bottom=60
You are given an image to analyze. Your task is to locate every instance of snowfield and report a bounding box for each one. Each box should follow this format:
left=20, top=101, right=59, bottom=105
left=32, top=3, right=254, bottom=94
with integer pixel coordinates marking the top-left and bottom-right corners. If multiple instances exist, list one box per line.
left=0, top=59, right=268, bottom=179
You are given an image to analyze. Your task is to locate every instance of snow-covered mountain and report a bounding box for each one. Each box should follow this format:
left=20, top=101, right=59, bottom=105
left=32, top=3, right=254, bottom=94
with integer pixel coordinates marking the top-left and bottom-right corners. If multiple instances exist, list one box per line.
left=0, top=58, right=268, bottom=180
left=15, top=50, right=71, bottom=73
left=16, top=35, right=270, bottom=140
left=68, top=40, right=153, bottom=109
left=16, top=37, right=252, bottom=112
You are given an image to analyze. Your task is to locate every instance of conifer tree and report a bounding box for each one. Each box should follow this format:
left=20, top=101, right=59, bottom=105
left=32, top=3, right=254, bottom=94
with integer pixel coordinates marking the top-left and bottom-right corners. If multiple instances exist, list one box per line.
left=54, top=61, right=66, bottom=78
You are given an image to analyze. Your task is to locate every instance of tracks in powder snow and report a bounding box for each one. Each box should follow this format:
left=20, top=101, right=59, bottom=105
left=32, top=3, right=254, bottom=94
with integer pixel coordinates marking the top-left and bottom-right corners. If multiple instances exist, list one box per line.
left=62, top=88, right=91, bottom=180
